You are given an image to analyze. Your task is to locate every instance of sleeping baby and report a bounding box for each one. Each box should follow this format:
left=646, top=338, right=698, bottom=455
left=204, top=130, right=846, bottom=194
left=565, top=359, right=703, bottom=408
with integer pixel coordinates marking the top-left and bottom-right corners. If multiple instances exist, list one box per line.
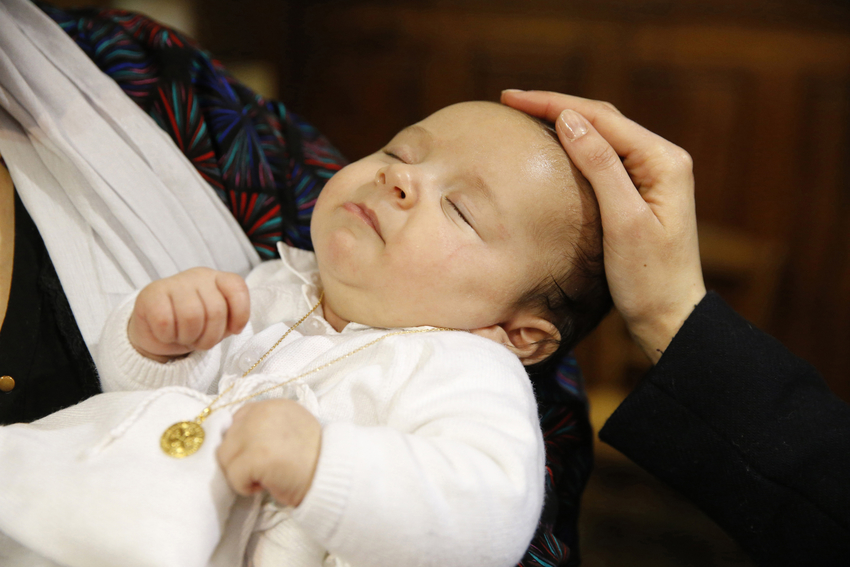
left=0, top=101, right=611, bottom=567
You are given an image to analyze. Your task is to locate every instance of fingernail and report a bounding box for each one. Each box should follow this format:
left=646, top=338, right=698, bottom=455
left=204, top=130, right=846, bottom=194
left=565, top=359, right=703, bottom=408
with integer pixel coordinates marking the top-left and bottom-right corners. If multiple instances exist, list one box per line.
left=501, top=88, right=525, bottom=94
left=558, top=109, right=588, bottom=141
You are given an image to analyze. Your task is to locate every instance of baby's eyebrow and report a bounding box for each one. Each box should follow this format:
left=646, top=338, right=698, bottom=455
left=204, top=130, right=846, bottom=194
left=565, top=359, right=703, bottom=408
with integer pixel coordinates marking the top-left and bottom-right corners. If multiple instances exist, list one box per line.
left=397, top=124, right=433, bottom=146
left=466, top=172, right=496, bottom=211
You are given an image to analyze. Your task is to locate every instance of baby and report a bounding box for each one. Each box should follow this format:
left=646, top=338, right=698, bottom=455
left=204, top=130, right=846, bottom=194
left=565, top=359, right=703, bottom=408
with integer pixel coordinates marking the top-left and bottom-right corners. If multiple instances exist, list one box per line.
left=0, top=101, right=610, bottom=567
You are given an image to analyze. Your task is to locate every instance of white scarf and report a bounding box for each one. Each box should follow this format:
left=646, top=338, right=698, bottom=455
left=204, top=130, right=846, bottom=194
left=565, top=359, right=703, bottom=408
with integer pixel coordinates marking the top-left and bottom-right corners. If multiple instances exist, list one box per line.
left=0, top=0, right=261, bottom=351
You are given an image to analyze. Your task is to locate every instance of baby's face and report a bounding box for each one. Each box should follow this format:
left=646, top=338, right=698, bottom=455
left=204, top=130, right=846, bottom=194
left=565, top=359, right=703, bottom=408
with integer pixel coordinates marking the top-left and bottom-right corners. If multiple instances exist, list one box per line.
left=311, top=101, right=580, bottom=331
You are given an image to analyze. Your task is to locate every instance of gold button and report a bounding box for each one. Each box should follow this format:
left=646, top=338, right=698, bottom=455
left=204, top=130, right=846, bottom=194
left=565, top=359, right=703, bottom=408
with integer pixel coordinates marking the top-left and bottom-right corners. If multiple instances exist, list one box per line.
left=0, top=375, right=14, bottom=392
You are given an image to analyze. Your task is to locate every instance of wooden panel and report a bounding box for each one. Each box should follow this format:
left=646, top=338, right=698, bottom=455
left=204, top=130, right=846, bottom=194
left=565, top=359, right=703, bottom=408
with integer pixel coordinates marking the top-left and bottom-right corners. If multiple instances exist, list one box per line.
left=430, top=0, right=850, bottom=31
left=51, top=0, right=111, bottom=6
left=470, top=47, right=589, bottom=103
left=620, top=22, right=850, bottom=398
left=776, top=75, right=850, bottom=399
left=298, top=30, right=431, bottom=160
left=626, top=67, right=755, bottom=226
left=198, top=0, right=288, bottom=59
left=626, top=24, right=850, bottom=239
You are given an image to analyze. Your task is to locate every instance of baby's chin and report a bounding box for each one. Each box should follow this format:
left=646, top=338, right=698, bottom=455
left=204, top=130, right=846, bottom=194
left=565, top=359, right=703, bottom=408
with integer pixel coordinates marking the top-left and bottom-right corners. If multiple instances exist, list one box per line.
left=322, top=292, right=464, bottom=332
left=319, top=276, right=500, bottom=332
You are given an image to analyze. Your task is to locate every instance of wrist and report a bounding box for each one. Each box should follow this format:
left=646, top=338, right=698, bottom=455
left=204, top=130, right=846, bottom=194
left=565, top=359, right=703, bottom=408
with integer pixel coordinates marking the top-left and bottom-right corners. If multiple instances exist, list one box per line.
left=291, top=427, right=322, bottom=507
left=130, top=343, right=186, bottom=364
left=627, top=287, right=706, bottom=364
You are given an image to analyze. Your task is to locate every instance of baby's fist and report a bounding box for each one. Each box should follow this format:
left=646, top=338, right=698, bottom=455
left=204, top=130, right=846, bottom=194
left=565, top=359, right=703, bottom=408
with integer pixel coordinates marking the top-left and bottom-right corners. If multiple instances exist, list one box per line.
left=217, top=399, right=322, bottom=507
left=128, top=267, right=250, bottom=361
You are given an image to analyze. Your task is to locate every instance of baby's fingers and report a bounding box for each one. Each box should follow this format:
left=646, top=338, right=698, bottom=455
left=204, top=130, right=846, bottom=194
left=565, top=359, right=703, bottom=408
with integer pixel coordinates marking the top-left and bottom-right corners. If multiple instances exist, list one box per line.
left=219, top=449, right=264, bottom=497
left=191, top=281, right=230, bottom=350
left=132, top=287, right=178, bottom=346
left=215, top=271, right=250, bottom=336
left=178, top=269, right=248, bottom=350
left=217, top=416, right=263, bottom=497
left=169, top=284, right=209, bottom=347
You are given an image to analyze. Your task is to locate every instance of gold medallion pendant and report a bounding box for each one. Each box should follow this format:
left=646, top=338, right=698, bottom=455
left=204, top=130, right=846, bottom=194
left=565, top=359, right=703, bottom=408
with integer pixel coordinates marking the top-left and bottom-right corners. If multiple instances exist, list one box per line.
left=161, top=421, right=205, bottom=458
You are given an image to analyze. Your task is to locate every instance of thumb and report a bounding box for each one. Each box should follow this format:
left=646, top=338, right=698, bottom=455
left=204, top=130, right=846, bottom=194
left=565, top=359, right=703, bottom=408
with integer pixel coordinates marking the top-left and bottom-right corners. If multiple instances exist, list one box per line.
left=555, top=108, right=649, bottom=225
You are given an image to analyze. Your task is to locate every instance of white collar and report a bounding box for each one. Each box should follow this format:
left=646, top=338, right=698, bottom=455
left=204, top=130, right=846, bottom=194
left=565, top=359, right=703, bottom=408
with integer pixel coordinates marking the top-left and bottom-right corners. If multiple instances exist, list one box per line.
left=274, top=241, right=443, bottom=335
left=275, top=241, right=373, bottom=334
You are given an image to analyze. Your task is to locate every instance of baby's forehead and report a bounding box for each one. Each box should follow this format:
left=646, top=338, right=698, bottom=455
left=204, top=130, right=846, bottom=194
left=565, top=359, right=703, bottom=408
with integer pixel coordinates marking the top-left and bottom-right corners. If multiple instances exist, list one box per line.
left=399, top=103, right=567, bottom=175
left=386, top=101, right=582, bottom=212
left=418, top=101, right=554, bottom=144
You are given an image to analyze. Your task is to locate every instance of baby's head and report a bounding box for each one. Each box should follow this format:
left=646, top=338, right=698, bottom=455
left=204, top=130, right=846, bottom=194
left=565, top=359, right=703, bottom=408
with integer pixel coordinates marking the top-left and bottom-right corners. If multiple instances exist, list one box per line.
left=311, top=101, right=611, bottom=365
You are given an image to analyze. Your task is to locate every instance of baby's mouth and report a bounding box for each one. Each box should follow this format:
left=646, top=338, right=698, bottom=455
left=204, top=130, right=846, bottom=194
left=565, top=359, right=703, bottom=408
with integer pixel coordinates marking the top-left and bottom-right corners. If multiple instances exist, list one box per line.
left=344, top=202, right=383, bottom=240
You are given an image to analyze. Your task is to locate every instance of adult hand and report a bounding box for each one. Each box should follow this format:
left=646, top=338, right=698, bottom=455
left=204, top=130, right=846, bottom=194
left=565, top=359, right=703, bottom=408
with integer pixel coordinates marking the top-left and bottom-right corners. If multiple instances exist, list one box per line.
left=502, top=90, right=706, bottom=363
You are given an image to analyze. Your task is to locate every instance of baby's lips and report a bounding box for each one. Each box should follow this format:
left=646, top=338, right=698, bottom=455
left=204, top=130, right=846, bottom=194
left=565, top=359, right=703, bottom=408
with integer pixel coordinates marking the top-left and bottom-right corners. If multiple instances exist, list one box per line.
left=344, top=202, right=383, bottom=239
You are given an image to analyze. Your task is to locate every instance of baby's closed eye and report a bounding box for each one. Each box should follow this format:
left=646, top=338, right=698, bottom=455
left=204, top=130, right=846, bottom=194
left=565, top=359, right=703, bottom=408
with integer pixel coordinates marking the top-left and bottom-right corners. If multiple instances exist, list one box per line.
left=445, top=196, right=472, bottom=227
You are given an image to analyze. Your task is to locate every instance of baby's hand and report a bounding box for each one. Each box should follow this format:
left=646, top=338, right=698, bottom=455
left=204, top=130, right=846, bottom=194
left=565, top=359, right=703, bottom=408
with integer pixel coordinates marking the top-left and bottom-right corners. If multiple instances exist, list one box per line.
left=128, top=267, right=250, bottom=362
left=217, top=399, right=322, bottom=507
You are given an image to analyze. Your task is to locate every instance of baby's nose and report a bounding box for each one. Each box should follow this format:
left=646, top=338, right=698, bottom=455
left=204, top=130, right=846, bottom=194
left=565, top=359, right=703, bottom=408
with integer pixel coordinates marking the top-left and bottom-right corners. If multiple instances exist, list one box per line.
left=377, top=165, right=417, bottom=205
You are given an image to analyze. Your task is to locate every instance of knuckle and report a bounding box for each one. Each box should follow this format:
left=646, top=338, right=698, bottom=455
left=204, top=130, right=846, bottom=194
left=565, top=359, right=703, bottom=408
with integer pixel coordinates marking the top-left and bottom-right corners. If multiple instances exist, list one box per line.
left=217, top=271, right=246, bottom=294
left=659, top=144, right=693, bottom=172
left=671, top=146, right=694, bottom=169
left=150, top=314, right=175, bottom=340
left=600, top=101, right=622, bottom=115
left=187, top=266, right=214, bottom=277
left=219, top=270, right=242, bottom=285
left=179, top=311, right=204, bottom=338
left=207, top=301, right=228, bottom=322
left=585, top=144, right=622, bottom=172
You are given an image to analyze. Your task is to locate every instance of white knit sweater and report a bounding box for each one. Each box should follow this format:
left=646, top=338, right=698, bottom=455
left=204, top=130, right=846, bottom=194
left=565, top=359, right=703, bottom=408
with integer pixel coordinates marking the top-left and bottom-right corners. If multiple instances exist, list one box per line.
left=95, top=243, right=546, bottom=567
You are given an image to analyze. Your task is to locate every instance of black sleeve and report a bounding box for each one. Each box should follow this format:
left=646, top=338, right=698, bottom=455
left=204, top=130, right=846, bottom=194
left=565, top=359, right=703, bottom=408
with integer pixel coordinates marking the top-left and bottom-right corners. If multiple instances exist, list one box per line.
left=599, top=292, right=850, bottom=566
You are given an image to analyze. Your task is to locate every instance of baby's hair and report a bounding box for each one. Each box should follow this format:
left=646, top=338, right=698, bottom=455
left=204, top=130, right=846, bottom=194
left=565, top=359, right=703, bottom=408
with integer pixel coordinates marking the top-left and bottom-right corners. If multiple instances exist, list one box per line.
left=512, top=113, right=613, bottom=374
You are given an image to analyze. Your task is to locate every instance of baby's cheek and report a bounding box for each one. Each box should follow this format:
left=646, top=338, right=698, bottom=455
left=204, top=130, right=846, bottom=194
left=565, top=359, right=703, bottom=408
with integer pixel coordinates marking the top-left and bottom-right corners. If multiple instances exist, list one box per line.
left=319, top=231, right=367, bottom=278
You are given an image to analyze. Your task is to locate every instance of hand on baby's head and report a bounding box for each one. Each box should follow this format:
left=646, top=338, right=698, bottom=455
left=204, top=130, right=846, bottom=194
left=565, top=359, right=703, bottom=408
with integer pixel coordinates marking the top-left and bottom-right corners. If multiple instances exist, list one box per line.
left=128, top=267, right=250, bottom=362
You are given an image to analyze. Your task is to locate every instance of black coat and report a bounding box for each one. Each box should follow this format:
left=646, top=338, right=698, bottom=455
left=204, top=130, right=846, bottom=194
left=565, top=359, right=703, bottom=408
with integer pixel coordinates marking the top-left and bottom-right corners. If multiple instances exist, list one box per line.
left=600, top=292, right=850, bottom=566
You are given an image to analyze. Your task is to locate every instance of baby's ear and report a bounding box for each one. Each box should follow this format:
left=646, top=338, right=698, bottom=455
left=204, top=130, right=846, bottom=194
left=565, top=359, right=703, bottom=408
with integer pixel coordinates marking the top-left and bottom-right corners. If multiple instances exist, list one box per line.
left=470, top=314, right=560, bottom=366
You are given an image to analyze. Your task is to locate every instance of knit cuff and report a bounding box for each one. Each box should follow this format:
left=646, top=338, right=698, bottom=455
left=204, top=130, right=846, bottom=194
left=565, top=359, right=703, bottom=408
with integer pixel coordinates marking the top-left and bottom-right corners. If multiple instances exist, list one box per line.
left=290, top=421, right=357, bottom=547
left=95, top=292, right=219, bottom=392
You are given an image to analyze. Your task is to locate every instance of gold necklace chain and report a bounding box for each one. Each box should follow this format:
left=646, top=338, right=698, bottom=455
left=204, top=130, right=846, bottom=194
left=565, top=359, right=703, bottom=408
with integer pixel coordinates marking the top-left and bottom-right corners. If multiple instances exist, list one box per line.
left=199, top=291, right=326, bottom=418
left=160, top=292, right=453, bottom=458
